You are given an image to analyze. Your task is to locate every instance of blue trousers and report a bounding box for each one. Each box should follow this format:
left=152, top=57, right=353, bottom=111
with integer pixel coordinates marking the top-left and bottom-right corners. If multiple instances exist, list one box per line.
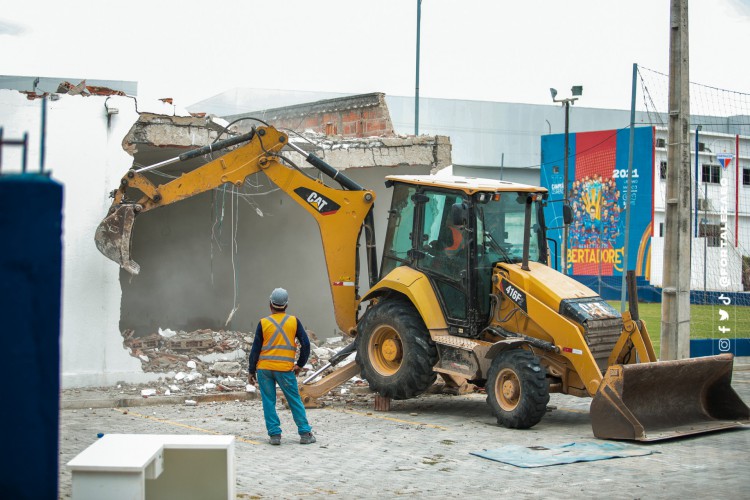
left=257, top=369, right=312, bottom=436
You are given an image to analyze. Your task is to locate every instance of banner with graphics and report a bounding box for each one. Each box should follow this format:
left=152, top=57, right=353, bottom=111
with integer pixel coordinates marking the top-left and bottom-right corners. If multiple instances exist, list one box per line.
left=540, top=127, right=654, bottom=278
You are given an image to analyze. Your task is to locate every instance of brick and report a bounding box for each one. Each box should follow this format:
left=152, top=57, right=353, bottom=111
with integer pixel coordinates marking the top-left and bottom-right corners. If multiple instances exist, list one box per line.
left=342, top=111, right=360, bottom=122
left=374, top=395, right=391, bottom=411
left=303, top=117, right=319, bottom=128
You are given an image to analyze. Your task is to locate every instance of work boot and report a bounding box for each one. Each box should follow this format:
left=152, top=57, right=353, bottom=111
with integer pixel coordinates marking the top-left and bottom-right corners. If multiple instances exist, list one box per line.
left=269, top=434, right=281, bottom=445
left=299, top=432, right=316, bottom=445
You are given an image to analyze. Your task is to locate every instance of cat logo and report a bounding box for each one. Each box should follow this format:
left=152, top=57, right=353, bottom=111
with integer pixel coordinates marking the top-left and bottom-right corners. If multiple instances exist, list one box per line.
left=294, top=187, right=341, bottom=215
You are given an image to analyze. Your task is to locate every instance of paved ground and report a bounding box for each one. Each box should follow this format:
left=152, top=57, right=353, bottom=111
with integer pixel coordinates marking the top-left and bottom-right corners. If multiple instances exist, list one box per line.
left=59, top=370, right=750, bottom=499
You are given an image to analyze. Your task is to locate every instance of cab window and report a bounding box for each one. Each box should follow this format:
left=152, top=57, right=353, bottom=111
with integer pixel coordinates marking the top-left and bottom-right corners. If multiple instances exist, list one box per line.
left=380, top=184, right=417, bottom=277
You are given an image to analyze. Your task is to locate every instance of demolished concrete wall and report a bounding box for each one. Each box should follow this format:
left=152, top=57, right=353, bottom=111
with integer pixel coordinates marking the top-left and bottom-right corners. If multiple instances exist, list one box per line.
left=1, top=89, right=451, bottom=387
left=119, top=123, right=451, bottom=347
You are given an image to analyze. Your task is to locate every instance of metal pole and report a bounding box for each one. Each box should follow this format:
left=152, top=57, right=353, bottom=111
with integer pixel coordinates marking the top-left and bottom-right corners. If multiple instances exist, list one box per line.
left=21, top=132, right=28, bottom=173
left=694, top=127, right=699, bottom=237
left=661, top=0, right=691, bottom=360
left=500, top=152, right=504, bottom=180
left=621, top=63, right=638, bottom=312
left=415, top=0, right=421, bottom=136
left=40, top=96, right=47, bottom=173
left=562, top=101, right=570, bottom=275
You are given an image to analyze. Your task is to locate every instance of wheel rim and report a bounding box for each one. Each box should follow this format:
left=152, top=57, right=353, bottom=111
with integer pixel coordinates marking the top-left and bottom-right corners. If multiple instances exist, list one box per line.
left=369, top=325, right=403, bottom=376
left=496, top=368, right=521, bottom=411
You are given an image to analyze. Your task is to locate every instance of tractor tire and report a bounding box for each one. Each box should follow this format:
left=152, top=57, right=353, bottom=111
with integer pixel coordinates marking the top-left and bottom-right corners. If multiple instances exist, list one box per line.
left=356, top=299, right=437, bottom=400
left=486, top=349, right=549, bottom=429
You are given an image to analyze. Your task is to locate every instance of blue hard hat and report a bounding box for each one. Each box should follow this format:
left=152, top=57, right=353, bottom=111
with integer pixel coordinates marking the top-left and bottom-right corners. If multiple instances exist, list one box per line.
left=270, top=287, right=289, bottom=307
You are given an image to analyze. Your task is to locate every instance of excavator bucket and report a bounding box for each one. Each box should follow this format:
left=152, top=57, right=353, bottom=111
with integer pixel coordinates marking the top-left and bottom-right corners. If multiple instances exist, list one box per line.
left=591, top=354, right=749, bottom=441
left=94, top=204, right=141, bottom=275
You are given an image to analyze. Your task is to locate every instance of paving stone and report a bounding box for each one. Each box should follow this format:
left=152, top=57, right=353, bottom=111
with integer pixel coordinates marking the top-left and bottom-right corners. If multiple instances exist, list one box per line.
left=58, top=371, right=750, bottom=499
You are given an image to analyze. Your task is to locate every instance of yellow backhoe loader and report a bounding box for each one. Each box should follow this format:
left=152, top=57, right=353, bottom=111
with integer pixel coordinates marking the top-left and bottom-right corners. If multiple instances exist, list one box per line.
left=95, top=124, right=749, bottom=441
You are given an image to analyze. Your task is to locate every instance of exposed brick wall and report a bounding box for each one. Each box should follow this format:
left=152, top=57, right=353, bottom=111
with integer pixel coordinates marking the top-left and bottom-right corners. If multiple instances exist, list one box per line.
left=231, top=93, right=395, bottom=138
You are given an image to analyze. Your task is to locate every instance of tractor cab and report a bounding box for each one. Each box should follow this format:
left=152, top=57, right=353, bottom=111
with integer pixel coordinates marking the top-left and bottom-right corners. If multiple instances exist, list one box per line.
left=382, top=175, right=549, bottom=338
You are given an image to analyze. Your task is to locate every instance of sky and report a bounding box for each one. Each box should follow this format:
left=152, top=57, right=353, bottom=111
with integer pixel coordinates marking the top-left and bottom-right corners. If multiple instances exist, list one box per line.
left=1, top=0, right=749, bottom=111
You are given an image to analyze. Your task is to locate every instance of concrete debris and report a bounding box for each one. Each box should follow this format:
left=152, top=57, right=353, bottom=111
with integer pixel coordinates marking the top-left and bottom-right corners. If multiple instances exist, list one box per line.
left=55, top=80, right=127, bottom=97
left=122, top=112, right=228, bottom=156
left=165, top=330, right=215, bottom=351
left=184, top=399, right=197, bottom=406
left=286, top=131, right=451, bottom=174
left=115, top=327, right=370, bottom=405
left=313, top=347, right=334, bottom=359
left=121, top=328, right=252, bottom=382
left=211, top=361, right=242, bottom=376
left=158, top=327, right=177, bottom=338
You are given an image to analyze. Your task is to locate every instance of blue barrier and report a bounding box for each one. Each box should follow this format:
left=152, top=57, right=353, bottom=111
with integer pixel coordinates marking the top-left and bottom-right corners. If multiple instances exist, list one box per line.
left=0, top=174, right=63, bottom=498
left=690, top=338, right=750, bottom=358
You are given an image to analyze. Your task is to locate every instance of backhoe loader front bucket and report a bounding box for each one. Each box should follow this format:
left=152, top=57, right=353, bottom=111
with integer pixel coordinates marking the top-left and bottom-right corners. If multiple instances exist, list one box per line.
left=94, top=204, right=140, bottom=275
left=591, top=354, right=749, bottom=441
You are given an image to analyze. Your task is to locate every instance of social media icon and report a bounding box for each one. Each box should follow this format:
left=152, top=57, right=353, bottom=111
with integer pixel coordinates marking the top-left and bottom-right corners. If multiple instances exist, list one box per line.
left=718, top=338, right=731, bottom=352
left=719, top=309, right=729, bottom=321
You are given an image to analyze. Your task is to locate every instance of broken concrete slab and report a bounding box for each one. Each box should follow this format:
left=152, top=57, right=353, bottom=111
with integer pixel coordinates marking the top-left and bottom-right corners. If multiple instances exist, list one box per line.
left=286, top=133, right=451, bottom=173
left=211, top=361, right=242, bottom=376
left=122, top=113, right=228, bottom=156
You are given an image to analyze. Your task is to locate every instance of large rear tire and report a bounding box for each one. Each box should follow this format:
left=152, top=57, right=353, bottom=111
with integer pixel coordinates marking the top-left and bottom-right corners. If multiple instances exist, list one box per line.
left=486, top=349, right=549, bottom=429
left=356, top=299, right=437, bottom=400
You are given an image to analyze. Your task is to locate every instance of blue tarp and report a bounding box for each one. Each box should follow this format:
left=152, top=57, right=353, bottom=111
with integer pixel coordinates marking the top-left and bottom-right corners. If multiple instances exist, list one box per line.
left=471, top=441, right=657, bottom=468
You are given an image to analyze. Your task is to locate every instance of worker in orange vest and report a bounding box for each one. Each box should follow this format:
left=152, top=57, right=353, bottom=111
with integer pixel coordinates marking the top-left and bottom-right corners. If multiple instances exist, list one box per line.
left=248, top=288, right=315, bottom=445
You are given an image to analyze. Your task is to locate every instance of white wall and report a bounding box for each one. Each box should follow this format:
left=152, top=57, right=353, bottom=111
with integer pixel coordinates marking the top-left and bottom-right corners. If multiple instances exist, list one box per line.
left=0, top=90, right=186, bottom=387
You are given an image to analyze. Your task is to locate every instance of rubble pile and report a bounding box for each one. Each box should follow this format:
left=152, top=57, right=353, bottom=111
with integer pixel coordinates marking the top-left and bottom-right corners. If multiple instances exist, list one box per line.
left=120, top=328, right=371, bottom=402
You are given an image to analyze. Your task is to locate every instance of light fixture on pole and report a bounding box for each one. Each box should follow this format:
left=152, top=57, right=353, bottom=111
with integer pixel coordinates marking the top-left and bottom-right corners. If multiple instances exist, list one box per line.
left=550, top=85, right=583, bottom=275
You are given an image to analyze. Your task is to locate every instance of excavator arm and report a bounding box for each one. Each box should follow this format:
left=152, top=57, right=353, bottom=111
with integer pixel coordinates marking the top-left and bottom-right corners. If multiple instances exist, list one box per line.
left=95, top=125, right=376, bottom=334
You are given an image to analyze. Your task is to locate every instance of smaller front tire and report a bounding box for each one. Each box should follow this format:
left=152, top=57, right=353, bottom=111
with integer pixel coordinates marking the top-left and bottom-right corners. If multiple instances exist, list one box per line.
left=486, top=349, right=549, bottom=429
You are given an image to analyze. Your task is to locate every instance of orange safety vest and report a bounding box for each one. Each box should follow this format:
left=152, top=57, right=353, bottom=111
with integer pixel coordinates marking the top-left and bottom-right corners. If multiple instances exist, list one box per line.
left=445, top=226, right=464, bottom=254
left=256, top=313, right=299, bottom=371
